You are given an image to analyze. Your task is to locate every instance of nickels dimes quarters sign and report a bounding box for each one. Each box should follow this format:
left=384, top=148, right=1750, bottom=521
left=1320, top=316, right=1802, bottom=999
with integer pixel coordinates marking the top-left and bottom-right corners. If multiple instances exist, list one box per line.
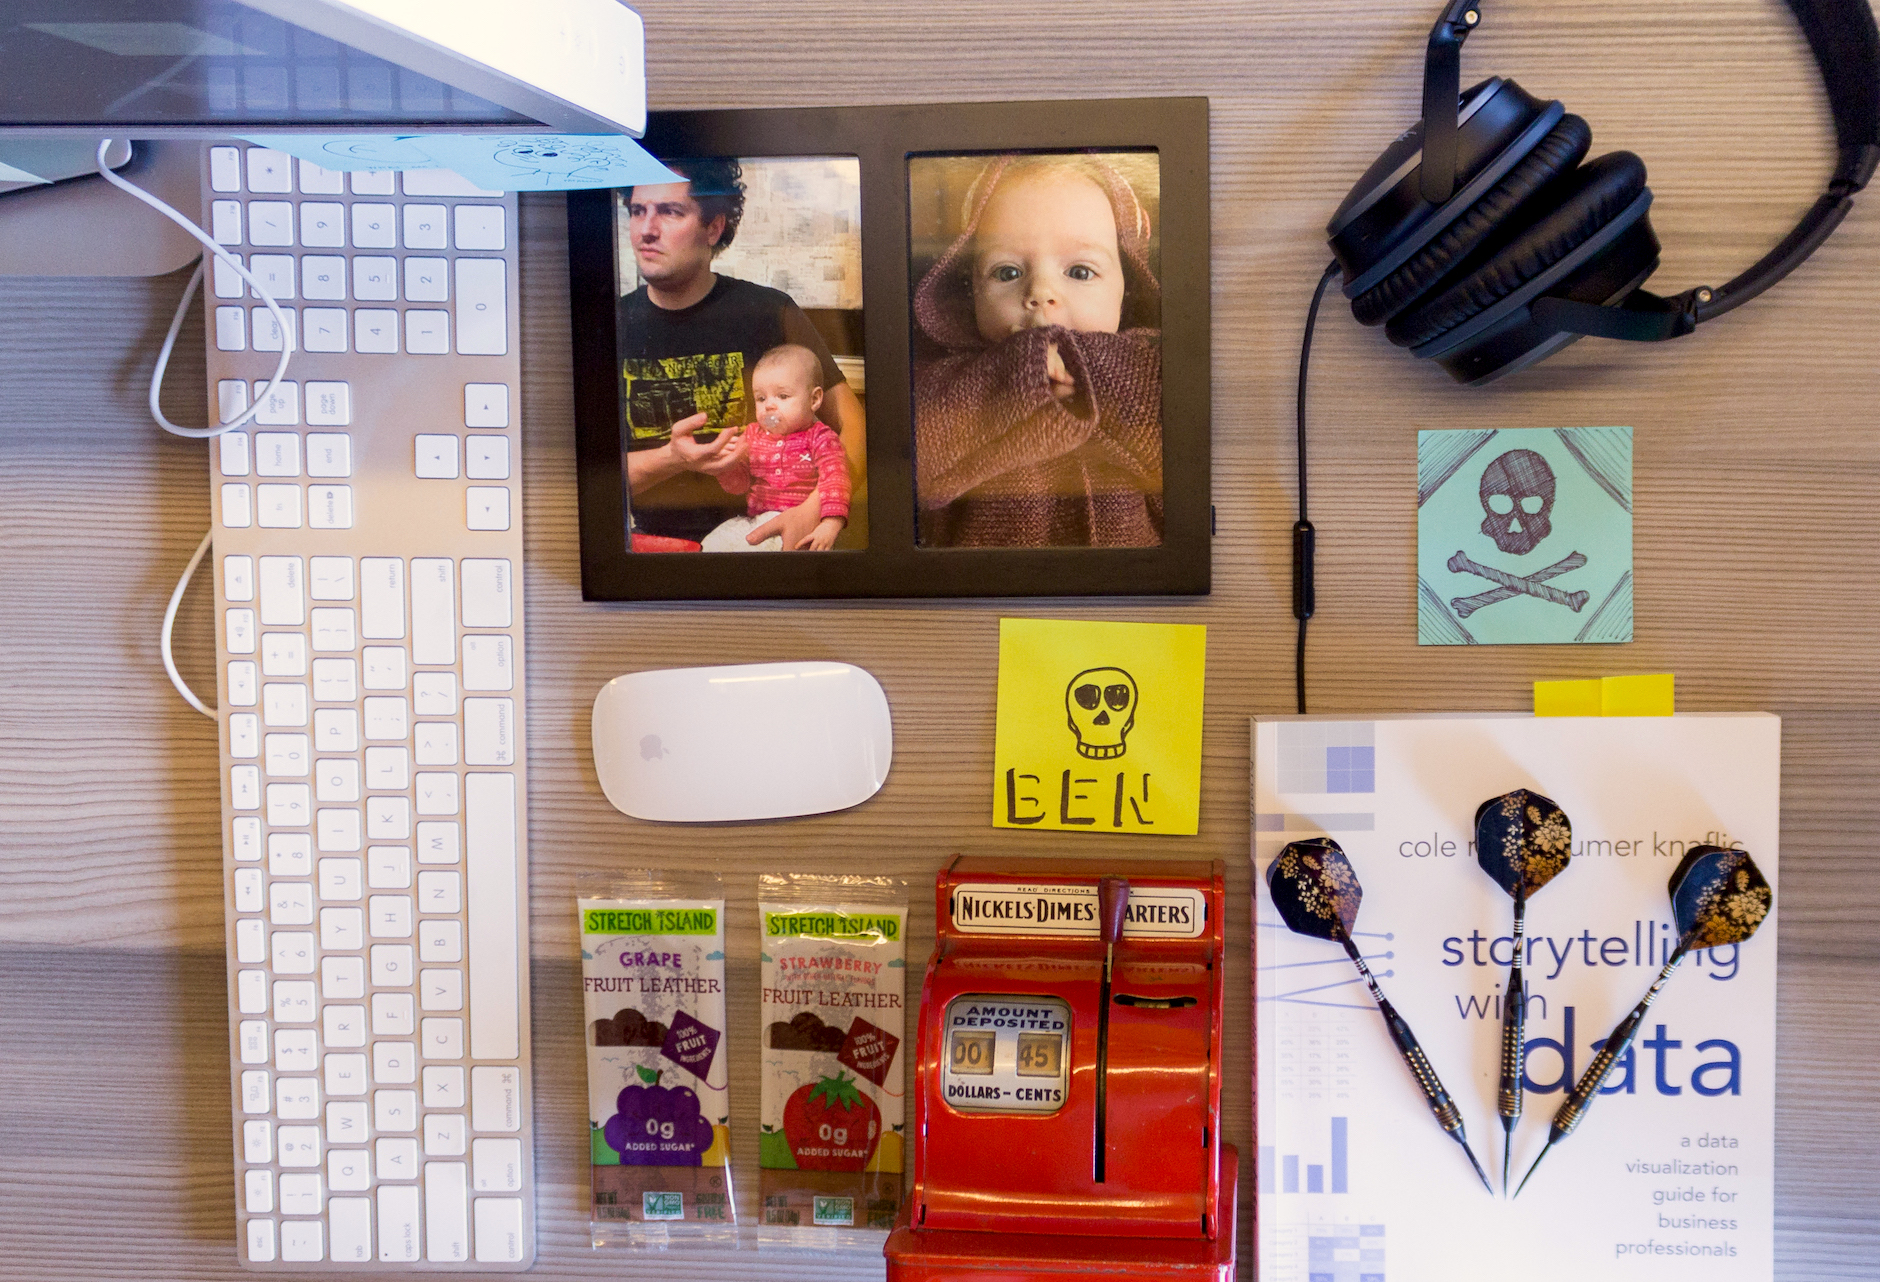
left=1253, top=714, right=1778, bottom=1282
left=579, top=891, right=733, bottom=1241
left=949, top=881, right=1207, bottom=938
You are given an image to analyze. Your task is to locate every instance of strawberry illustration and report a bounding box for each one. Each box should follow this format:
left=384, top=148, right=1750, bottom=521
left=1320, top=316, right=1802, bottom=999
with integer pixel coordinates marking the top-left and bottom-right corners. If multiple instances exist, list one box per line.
left=782, top=1071, right=880, bottom=1170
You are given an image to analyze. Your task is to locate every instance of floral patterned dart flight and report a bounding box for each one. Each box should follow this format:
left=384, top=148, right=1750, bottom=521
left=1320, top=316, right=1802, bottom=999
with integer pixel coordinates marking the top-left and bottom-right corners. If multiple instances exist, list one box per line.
left=1474, top=788, right=1573, bottom=1193
left=1515, top=845, right=1774, bottom=1196
left=1267, top=838, right=1492, bottom=1193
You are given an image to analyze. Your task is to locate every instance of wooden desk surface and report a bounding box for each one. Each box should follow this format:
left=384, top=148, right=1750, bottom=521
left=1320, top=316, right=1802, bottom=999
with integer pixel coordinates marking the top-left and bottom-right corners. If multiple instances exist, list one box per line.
left=3, top=0, right=1876, bottom=1277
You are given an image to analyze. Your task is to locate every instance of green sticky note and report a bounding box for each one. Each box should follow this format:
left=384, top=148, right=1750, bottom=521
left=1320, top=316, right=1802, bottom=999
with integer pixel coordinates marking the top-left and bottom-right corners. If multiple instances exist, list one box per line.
left=1418, top=427, right=1633, bottom=645
left=1601, top=673, right=1674, bottom=716
left=1534, top=679, right=1602, bottom=716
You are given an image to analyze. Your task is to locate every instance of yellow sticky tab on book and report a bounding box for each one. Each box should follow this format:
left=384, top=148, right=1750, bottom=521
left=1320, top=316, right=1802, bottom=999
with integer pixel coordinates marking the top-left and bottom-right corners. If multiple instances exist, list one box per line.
left=1534, top=674, right=1674, bottom=716
left=1601, top=673, right=1674, bottom=716
left=1534, top=679, right=1602, bottom=717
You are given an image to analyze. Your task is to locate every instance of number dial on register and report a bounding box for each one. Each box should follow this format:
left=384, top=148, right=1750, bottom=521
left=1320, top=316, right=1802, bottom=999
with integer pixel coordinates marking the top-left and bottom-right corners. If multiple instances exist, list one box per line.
left=939, top=995, right=1071, bottom=1114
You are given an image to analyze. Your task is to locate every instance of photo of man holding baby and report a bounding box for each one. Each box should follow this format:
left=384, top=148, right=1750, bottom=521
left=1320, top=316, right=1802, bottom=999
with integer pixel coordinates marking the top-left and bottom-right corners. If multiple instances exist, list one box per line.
left=617, top=156, right=868, bottom=551
left=909, top=151, right=1162, bottom=549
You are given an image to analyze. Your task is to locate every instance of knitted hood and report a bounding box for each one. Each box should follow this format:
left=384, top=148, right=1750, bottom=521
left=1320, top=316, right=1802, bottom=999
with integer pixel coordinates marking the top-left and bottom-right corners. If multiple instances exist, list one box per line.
left=913, top=154, right=1162, bottom=352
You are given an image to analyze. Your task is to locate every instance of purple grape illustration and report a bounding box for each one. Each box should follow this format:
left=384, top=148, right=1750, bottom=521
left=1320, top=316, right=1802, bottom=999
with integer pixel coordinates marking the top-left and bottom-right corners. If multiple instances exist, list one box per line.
left=602, top=1065, right=715, bottom=1166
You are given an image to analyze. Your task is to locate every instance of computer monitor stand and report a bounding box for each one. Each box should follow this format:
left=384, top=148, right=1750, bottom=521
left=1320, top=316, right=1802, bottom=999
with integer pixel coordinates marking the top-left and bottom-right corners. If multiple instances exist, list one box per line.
left=0, top=141, right=203, bottom=278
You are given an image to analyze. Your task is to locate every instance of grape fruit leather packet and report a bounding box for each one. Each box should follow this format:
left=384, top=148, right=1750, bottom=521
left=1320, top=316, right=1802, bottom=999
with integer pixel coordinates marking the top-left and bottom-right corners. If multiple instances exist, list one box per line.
left=579, top=879, right=734, bottom=1245
left=758, top=874, right=909, bottom=1237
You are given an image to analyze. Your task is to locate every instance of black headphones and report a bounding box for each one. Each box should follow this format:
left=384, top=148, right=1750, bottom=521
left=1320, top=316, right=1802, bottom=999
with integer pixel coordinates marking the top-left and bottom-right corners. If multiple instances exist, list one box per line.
left=1329, top=0, right=1880, bottom=384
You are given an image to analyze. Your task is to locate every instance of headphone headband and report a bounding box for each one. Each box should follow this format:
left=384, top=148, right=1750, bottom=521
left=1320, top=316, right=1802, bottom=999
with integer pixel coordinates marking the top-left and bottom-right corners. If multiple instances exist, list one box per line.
left=1417, top=0, right=1879, bottom=335
left=1418, top=0, right=1485, bottom=205
left=1789, top=0, right=1880, bottom=167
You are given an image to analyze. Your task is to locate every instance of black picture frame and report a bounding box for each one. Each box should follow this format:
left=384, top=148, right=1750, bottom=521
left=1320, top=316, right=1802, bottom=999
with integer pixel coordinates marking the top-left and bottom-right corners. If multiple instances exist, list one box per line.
left=568, top=97, right=1210, bottom=600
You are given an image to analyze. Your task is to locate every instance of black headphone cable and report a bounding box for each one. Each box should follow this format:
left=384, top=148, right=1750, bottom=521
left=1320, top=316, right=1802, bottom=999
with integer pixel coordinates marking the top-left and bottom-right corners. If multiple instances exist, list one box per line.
left=1293, top=260, right=1341, bottom=715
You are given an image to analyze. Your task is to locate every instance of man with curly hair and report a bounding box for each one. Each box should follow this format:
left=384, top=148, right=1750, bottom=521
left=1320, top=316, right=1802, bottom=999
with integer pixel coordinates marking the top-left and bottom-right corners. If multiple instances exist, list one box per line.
left=620, top=158, right=865, bottom=548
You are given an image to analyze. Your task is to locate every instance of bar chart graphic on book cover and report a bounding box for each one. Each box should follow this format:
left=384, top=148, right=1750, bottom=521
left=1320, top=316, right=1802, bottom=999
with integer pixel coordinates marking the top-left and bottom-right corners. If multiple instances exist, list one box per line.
left=1253, top=714, right=1779, bottom=1282
left=1261, top=1115, right=1351, bottom=1195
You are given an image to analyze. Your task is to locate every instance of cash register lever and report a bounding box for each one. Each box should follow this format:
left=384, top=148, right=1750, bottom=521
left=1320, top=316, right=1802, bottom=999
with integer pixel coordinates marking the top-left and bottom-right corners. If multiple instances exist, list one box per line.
left=1094, top=877, right=1130, bottom=1183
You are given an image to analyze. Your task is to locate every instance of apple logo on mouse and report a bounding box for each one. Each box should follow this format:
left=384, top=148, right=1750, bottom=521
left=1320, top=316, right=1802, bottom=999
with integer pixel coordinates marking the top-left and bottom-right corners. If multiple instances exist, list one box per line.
left=639, top=734, right=666, bottom=761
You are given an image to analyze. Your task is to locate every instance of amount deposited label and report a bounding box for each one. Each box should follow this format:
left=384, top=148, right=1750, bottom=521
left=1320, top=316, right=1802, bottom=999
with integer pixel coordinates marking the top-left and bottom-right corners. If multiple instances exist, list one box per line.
left=939, top=995, right=1071, bottom=1114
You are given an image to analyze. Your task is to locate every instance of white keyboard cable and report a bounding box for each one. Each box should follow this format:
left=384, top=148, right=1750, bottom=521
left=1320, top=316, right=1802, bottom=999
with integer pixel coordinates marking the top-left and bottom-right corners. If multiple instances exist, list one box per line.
left=148, top=259, right=222, bottom=715
left=94, top=138, right=293, bottom=440
left=162, top=527, right=217, bottom=719
left=93, top=139, right=291, bottom=720
left=152, top=258, right=211, bottom=435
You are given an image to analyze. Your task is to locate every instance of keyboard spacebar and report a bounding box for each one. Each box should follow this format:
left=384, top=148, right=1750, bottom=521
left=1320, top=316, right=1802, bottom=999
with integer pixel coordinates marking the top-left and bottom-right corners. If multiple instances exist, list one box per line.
left=465, top=773, right=519, bottom=1061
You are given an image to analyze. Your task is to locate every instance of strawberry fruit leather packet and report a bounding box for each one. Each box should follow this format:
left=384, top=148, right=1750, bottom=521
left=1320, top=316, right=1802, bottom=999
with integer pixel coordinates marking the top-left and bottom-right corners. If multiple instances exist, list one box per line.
left=758, top=874, right=909, bottom=1239
left=579, top=872, right=735, bottom=1246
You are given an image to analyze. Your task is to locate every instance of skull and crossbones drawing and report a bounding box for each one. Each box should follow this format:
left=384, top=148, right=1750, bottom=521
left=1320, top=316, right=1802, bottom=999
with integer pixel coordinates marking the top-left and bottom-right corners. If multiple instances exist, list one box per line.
left=1447, top=449, right=1590, bottom=617
left=1066, top=668, right=1137, bottom=760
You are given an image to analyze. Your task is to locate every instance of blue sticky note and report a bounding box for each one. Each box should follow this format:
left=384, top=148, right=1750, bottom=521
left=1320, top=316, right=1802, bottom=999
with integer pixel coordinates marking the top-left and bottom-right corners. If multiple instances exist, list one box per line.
left=239, top=134, right=679, bottom=192
left=414, top=134, right=679, bottom=191
left=241, top=135, right=440, bottom=171
left=0, top=159, right=50, bottom=185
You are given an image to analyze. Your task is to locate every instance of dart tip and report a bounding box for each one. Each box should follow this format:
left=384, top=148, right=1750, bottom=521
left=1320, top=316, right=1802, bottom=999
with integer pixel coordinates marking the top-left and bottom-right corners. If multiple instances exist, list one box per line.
left=1502, top=1131, right=1512, bottom=1197
left=1513, top=1142, right=1553, bottom=1199
left=1458, top=1136, right=1492, bottom=1194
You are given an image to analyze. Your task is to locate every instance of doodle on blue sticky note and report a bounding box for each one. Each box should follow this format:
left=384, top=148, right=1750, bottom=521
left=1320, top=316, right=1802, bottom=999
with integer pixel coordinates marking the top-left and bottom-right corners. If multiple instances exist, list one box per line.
left=242, top=135, right=438, bottom=171
left=1416, top=426, right=1633, bottom=646
left=240, top=134, right=678, bottom=191
left=418, top=135, right=678, bottom=191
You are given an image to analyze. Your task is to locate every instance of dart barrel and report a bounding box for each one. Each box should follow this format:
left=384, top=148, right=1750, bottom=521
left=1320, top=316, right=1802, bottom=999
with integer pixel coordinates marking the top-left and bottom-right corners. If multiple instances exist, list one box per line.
left=1556, top=1039, right=1628, bottom=1137
left=1498, top=997, right=1525, bottom=1117
left=1393, top=1029, right=1461, bottom=1131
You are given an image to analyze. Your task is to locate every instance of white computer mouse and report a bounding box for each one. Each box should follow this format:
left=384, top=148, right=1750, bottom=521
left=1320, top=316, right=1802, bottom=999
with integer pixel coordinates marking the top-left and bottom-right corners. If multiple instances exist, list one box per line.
left=591, top=661, right=893, bottom=822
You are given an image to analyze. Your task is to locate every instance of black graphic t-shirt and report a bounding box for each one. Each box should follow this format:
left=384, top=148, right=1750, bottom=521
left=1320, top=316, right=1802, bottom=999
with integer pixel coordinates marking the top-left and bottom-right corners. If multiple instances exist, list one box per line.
left=619, top=276, right=843, bottom=445
left=618, top=275, right=845, bottom=541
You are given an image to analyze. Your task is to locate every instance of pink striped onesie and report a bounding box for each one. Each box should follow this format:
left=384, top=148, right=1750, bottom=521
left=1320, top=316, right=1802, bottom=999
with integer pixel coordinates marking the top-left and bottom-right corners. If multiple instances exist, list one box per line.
left=722, top=421, right=851, bottom=520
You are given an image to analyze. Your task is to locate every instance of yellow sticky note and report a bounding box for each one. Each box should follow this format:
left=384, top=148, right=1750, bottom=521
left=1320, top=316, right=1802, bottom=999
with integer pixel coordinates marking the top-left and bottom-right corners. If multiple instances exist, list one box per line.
left=1533, top=674, right=1675, bottom=716
left=993, top=618, right=1206, bottom=835
left=1601, top=673, right=1674, bottom=717
left=1534, top=679, right=1602, bottom=716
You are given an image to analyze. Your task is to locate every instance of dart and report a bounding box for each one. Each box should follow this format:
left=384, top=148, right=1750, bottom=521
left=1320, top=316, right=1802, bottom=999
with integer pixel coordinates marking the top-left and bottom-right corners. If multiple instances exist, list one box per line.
left=1267, top=838, right=1493, bottom=1194
left=1473, top=789, right=1573, bottom=1194
left=1515, top=845, right=1773, bottom=1197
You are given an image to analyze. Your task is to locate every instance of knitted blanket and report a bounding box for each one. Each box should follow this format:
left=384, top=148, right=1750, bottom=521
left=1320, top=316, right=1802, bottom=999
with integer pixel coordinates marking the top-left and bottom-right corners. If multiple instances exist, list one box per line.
left=911, top=154, right=1164, bottom=548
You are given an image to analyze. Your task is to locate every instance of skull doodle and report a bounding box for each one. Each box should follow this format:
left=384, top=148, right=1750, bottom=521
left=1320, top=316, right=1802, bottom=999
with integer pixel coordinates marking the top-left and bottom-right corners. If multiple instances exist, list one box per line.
left=1066, top=668, right=1137, bottom=760
left=1478, top=449, right=1556, bottom=555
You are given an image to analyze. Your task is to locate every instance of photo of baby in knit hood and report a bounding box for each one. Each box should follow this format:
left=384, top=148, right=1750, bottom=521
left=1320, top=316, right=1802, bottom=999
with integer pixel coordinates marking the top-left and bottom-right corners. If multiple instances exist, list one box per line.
left=910, top=152, right=1162, bottom=548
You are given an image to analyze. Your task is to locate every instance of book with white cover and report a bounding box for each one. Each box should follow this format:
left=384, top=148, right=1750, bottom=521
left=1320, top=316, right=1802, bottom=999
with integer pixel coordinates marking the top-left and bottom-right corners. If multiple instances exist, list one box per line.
left=1252, top=714, right=1779, bottom=1282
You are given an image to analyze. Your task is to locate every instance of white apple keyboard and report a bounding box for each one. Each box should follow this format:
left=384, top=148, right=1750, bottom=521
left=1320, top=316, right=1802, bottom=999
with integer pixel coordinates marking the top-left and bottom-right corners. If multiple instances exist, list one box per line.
left=201, top=145, right=533, bottom=1269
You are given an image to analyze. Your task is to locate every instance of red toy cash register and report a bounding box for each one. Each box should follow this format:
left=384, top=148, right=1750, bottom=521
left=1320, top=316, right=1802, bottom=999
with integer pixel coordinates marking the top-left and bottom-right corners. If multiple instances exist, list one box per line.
left=885, top=857, right=1237, bottom=1281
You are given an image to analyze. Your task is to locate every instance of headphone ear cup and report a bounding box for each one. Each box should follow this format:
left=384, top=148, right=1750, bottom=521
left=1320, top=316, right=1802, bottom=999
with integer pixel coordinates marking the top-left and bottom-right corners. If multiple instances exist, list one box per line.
left=1385, top=150, right=1650, bottom=351
left=1351, top=114, right=1592, bottom=327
